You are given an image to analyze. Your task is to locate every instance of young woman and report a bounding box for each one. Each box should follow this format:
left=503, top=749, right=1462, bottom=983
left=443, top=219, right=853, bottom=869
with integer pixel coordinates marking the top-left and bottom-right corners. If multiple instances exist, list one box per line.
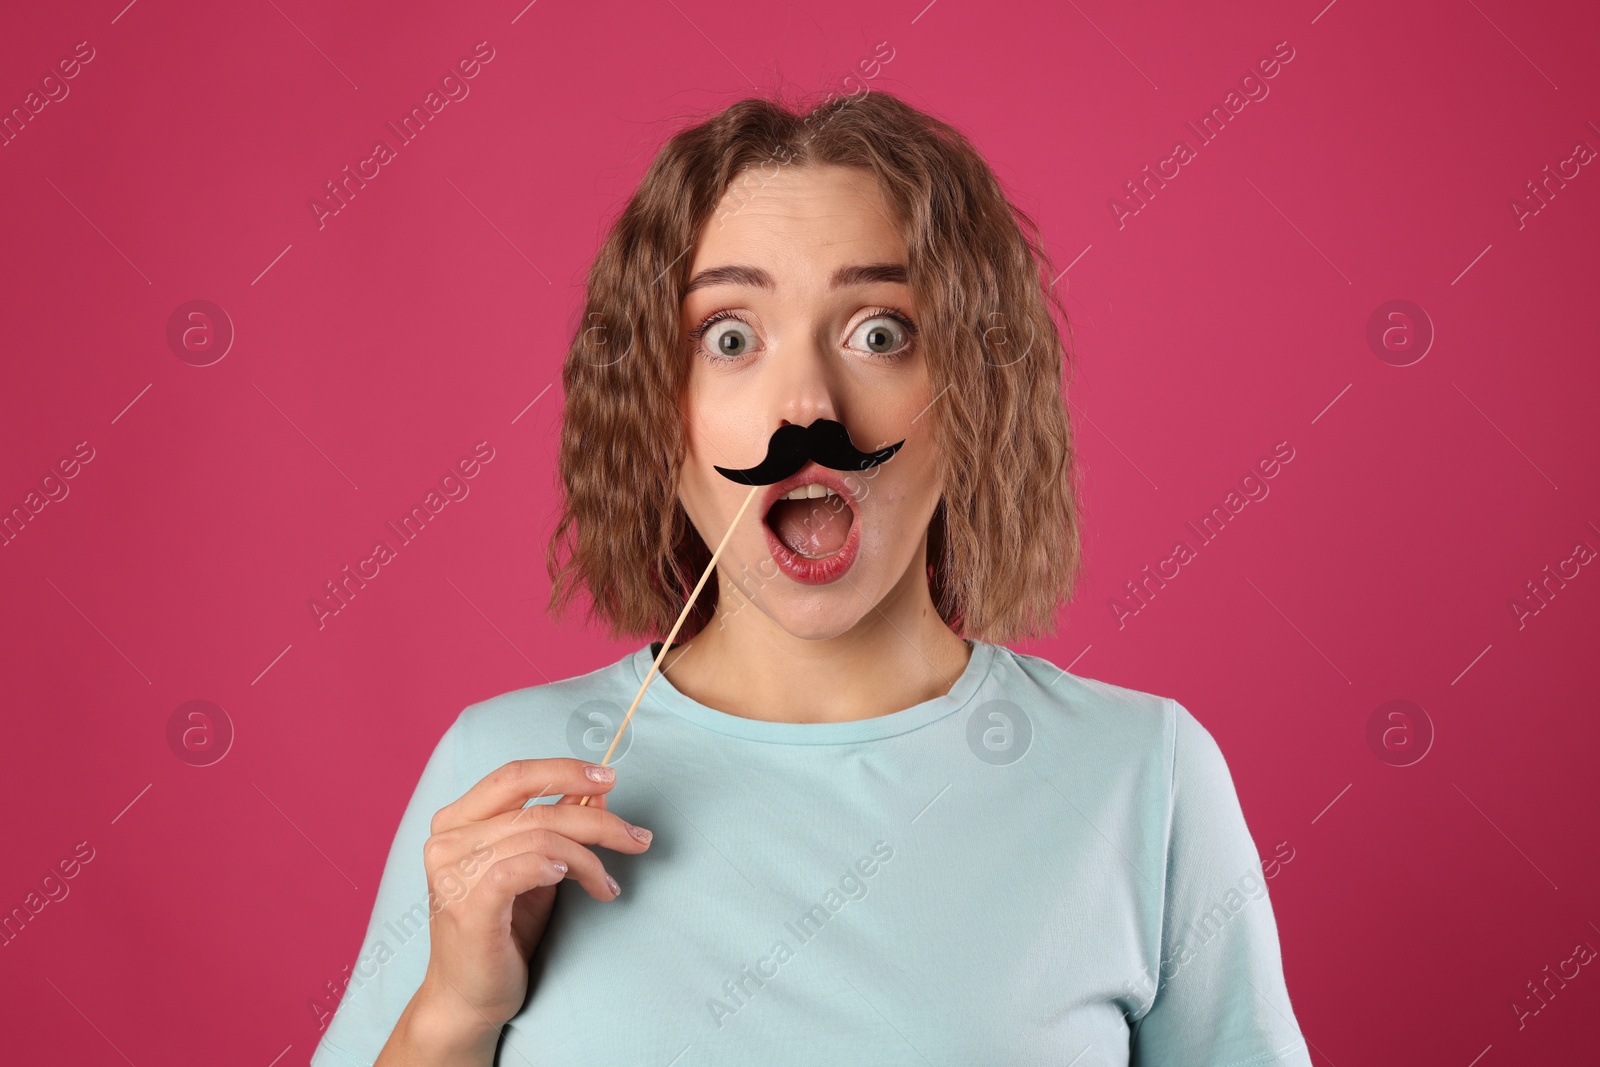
left=312, top=89, right=1312, bottom=1067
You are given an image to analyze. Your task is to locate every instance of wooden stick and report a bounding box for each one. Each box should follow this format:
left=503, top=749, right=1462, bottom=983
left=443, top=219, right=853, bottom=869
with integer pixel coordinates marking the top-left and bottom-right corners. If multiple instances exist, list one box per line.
left=579, top=482, right=762, bottom=806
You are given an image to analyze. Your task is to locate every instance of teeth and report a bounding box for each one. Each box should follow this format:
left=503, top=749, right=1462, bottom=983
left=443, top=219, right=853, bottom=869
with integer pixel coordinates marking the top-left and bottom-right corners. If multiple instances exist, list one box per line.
left=780, top=483, right=839, bottom=501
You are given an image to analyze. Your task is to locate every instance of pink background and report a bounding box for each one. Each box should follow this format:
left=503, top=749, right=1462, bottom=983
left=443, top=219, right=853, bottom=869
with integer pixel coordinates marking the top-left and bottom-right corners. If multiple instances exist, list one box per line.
left=2, top=0, right=1597, bottom=1063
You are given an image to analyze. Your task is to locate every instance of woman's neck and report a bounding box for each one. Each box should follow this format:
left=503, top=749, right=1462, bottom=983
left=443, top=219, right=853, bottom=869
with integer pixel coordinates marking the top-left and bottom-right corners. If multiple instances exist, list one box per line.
left=660, top=553, right=972, bottom=726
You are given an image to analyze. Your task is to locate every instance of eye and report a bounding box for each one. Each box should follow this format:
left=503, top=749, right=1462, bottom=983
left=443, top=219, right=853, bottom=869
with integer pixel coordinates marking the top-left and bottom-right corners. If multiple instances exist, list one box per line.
left=847, top=309, right=917, bottom=359
left=690, top=311, right=762, bottom=361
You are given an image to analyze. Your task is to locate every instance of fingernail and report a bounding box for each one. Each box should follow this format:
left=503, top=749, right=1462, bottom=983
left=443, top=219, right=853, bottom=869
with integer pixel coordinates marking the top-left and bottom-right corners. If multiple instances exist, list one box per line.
left=550, top=859, right=568, bottom=874
left=585, top=764, right=615, bottom=782
left=626, top=822, right=652, bottom=844
left=605, top=874, right=621, bottom=897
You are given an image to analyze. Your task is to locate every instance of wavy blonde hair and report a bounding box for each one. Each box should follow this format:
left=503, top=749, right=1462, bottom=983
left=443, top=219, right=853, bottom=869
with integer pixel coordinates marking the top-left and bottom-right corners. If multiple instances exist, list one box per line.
left=546, top=87, right=1081, bottom=645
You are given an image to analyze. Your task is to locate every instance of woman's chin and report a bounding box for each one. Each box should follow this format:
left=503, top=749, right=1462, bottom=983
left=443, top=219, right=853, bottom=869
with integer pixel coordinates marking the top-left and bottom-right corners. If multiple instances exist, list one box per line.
left=735, top=564, right=900, bottom=643
left=760, top=604, right=876, bottom=643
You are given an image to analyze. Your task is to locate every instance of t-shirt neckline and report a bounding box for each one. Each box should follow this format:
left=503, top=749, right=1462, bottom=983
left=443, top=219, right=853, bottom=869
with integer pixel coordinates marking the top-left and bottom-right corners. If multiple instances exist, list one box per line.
left=630, top=638, right=999, bottom=745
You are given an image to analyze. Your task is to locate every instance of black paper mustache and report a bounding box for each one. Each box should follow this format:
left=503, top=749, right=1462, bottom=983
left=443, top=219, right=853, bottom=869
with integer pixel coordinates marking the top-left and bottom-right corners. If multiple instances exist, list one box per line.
left=713, top=418, right=905, bottom=486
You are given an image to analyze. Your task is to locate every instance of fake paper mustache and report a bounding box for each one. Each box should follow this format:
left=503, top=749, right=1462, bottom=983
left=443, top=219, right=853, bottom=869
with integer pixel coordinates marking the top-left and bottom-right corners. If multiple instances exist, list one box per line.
left=713, top=418, right=904, bottom=486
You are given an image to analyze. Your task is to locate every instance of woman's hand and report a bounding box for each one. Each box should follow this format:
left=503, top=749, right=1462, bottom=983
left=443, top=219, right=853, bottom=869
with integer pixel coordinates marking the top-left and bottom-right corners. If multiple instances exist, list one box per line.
left=381, top=758, right=652, bottom=1063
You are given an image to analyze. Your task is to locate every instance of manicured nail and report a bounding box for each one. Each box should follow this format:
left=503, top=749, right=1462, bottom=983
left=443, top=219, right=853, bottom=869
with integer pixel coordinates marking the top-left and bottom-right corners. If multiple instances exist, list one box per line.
left=605, top=874, right=621, bottom=897
left=626, top=823, right=652, bottom=844
left=585, top=764, right=615, bottom=782
left=550, top=859, right=568, bottom=874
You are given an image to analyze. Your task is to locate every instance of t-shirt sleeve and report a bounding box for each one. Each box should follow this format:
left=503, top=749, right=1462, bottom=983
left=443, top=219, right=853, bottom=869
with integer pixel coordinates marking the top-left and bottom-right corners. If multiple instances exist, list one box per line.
left=1129, top=700, right=1313, bottom=1067
left=310, top=711, right=466, bottom=1067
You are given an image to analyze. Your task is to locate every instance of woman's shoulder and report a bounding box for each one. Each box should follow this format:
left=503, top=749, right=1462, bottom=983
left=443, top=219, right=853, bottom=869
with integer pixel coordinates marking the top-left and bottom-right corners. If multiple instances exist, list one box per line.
left=986, top=641, right=1212, bottom=780
left=445, top=646, right=644, bottom=773
left=991, top=642, right=1179, bottom=729
left=989, top=643, right=1243, bottom=816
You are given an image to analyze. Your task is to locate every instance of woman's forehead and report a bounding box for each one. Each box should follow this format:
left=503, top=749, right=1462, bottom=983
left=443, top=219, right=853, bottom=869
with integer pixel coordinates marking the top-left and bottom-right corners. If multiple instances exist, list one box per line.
left=688, top=185, right=906, bottom=295
left=703, top=166, right=898, bottom=243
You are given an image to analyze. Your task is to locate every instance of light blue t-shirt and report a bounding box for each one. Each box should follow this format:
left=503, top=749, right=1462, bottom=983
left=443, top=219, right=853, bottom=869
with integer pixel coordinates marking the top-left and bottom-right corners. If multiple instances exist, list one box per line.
left=312, top=639, right=1311, bottom=1066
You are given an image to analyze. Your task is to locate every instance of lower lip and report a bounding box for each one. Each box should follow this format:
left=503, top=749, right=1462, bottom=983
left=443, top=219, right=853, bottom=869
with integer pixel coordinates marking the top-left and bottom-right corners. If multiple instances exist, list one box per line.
left=762, top=499, right=861, bottom=585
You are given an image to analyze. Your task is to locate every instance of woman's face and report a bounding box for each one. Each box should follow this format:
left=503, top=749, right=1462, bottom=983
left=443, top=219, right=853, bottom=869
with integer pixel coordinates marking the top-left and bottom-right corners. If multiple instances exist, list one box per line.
left=676, top=163, right=942, bottom=642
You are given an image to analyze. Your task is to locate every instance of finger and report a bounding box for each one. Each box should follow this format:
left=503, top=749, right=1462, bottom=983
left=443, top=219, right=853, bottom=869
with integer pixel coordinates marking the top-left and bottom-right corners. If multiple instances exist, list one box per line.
left=557, top=790, right=605, bottom=810
left=432, top=758, right=616, bottom=833
left=432, top=800, right=647, bottom=862
left=469, top=850, right=573, bottom=906
left=484, top=829, right=624, bottom=902
left=507, top=801, right=650, bottom=857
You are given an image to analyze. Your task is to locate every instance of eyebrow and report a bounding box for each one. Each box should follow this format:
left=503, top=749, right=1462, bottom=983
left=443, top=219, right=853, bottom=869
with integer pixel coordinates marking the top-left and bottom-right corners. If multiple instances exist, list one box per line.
left=682, top=262, right=908, bottom=296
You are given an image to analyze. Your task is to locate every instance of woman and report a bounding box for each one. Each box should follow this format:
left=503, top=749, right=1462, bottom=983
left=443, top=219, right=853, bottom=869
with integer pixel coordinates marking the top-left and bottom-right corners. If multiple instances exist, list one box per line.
left=312, top=89, right=1312, bottom=1066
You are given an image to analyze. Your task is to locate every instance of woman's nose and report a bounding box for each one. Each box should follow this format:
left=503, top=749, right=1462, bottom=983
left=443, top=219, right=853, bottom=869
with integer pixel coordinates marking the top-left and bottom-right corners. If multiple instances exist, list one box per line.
left=770, top=330, right=841, bottom=431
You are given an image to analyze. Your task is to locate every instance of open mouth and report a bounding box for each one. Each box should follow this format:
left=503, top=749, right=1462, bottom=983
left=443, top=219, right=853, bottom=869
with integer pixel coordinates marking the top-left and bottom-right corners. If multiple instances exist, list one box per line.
left=763, top=482, right=855, bottom=559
